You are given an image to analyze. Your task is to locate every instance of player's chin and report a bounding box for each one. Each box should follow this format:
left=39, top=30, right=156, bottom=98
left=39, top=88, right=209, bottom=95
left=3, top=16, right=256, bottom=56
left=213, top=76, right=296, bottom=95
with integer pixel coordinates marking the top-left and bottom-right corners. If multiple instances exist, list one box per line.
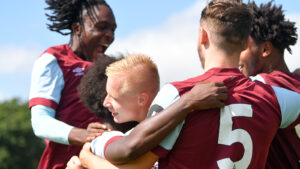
left=113, top=116, right=122, bottom=124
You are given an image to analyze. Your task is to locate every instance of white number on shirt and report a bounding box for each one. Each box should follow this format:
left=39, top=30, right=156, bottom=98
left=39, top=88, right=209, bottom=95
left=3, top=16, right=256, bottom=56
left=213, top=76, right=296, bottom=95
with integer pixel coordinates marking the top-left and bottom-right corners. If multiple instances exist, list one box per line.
left=217, top=104, right=253, bottom=169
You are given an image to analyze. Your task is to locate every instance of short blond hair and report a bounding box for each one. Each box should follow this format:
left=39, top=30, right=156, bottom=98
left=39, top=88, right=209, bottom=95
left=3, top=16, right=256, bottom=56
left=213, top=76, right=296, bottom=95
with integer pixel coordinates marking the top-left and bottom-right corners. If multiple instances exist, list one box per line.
left=105, top=54, right=160, bottom=96
left=106, top=54, right=157, bottom=77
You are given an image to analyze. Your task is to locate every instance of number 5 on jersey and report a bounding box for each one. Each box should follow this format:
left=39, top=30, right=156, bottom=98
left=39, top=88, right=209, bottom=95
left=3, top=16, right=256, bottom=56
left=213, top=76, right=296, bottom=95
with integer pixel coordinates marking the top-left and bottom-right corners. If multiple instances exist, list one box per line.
left=217, top=104, right=253, bottom=169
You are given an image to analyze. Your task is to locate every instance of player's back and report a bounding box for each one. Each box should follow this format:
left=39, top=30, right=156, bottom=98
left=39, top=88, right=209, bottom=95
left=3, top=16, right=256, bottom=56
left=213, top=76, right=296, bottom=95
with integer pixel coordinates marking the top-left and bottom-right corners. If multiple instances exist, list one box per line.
left=158, top=68, right=282, bottom=169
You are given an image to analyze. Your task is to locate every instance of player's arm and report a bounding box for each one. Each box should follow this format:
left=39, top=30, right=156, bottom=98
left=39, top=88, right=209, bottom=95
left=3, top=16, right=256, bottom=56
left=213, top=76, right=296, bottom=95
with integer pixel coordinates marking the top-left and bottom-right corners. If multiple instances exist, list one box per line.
left=272, top=86, right=300, bottom=129
left=30, top=54, right=105, bottom=145
left=31, top=105, right=107, bottom=145
left=31, top=105, right=73, bottom=144
left=105, top=82, right=227, bottom=164
left=80, top=143, right=158, bottom=169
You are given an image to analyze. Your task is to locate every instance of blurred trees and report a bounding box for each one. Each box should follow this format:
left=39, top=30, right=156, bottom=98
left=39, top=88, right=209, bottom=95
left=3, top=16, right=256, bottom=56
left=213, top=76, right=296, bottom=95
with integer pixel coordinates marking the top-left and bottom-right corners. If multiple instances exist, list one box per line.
left=0, top=98, right=44, bottom=169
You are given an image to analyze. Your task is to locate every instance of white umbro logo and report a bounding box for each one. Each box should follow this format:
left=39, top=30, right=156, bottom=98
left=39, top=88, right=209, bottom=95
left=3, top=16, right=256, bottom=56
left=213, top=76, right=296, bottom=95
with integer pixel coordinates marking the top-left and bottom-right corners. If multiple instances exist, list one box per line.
left=73, top=67, right=85, bottom=76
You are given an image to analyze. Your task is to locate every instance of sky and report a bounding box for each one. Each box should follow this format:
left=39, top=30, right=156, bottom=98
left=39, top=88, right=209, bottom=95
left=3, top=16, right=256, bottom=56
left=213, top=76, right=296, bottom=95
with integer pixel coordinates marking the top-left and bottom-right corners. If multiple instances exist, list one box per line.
left=0, top=0, right=299, bottom=102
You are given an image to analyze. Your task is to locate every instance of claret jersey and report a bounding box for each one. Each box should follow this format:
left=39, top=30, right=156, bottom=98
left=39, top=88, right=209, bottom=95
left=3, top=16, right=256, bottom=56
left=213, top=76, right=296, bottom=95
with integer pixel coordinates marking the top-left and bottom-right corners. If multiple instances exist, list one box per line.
left=251, top=71, right=300, bottom=169
left=150, top=68, right=300, bottom=169
left=89, top=68, right=300, bottom=169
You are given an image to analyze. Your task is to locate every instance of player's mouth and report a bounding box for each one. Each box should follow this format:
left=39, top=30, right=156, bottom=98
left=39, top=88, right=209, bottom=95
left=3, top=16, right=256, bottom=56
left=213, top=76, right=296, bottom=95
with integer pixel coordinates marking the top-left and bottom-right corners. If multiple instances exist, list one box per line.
left=112, top=112, right=118, bottom=117
left=101, top=43, right=109, bottom=52
left=96, top=43, right=109, bottom=54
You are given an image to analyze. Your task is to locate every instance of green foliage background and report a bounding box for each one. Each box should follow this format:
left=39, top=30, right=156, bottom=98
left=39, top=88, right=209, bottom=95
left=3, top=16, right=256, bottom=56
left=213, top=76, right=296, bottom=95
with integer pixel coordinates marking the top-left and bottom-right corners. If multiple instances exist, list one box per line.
left=0, top=98, right=45, bottom=169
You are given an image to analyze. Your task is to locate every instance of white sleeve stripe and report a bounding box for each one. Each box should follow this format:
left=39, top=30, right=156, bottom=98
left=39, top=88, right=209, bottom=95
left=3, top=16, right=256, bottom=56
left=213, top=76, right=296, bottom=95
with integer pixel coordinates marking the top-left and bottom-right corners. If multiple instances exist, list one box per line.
left=272, top=86, right=300, bottom=128
left=91, top=131, right=124, bottom=158
left=31, top=105, right=73, bottom=145
left=29, top=53, right=64, bottom=103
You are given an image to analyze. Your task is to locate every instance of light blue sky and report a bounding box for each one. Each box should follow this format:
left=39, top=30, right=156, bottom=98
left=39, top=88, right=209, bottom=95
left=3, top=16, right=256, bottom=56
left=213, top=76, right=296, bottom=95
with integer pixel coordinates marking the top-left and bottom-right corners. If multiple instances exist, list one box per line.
left=0, top=0, right=299, bottom=102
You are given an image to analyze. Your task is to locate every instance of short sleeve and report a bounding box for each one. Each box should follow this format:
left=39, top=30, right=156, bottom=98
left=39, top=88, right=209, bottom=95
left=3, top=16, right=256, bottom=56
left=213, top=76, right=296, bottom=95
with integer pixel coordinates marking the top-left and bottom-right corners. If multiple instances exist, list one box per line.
left=29, top=53, right=64, bottom=109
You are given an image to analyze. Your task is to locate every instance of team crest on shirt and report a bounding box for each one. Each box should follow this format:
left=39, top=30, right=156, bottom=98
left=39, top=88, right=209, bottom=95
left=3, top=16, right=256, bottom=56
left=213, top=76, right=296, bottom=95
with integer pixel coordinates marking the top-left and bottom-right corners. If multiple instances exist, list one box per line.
left=72, top=67, right=85, bottom=76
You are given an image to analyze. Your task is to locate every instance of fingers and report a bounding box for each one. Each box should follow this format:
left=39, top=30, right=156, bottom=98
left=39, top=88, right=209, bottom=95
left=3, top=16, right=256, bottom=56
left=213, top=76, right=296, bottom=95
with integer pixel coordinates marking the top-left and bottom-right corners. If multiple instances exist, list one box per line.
left=214, top=82, right=225, bottom=87
left=88, top=122, right=108, bottom=130
left=87, top=122, right=109, bottom=134
left=80, top=143, right=92, bottom=155
left=86, top=122, right=110, bottom=143
left=86, top=136, right=97, bottom=142
left=195, top=82, right=227, bottom=93
left=187, top=81, right=228, bottom=110
left=66, top=156, right=82, bottom=169
left=215, top=101, right=226, bottom=108
left=87, top=128, right=107, bottom=133
left=208, top=99, right=226, bottom=109
left=217, top=86, right=228, bottom=93
left=83, top=142, right=91, bottom=150
left=212, top=82, right=227, bottom=93
left=217, top=93, right=228, bottom=101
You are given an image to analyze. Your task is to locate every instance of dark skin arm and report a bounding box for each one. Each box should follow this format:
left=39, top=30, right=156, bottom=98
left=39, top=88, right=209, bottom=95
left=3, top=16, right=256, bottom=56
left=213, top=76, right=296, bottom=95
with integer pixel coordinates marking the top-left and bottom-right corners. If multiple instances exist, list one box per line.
left=105, top=81, right=228, bottom=164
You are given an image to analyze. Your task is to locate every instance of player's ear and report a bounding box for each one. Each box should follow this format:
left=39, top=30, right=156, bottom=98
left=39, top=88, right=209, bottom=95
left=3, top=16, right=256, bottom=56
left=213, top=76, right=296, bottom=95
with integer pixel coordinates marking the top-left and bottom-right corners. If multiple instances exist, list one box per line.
left=199, top=26, right=208, bottom=45
left=262, top=41, right=272, bottom=58
left=138, top=92, right=149, bottom=106
left=72, top=22, right=82, bottom=36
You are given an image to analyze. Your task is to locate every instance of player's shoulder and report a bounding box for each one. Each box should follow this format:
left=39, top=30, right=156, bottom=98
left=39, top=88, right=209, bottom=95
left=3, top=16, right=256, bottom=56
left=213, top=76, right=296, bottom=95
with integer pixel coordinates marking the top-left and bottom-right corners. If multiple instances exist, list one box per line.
left=259, top=71, right=299, bottom=82
left=41, top=44, right=69, bottom=58
left=171, top=75, right=203, bottom=95
left=155, top=83, right=179, bottom=102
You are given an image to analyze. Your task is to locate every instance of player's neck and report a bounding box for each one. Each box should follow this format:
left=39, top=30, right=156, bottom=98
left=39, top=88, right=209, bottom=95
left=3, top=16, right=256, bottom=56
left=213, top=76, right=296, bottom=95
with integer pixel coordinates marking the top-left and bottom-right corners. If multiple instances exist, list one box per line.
left=69, top=36, right=87, bottom=60
left=203, top=49, right=239, bottom=72
left=261, top=53, right=290, bottom=74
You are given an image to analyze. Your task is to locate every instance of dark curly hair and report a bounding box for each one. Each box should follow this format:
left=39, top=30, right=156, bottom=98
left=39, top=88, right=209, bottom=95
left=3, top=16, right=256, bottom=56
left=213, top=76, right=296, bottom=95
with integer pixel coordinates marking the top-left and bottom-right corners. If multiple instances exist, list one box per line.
left=248, top=1, right=298, bottom=54
left=45, top=0, right=110, bottom=35
left=78, top=55, right=138, bottom=133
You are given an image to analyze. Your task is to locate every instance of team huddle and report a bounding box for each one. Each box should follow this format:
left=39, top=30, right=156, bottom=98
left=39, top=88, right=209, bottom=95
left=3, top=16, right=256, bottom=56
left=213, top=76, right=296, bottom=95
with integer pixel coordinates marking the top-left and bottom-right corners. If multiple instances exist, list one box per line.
left=29, top=0, right=300, bottom=169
